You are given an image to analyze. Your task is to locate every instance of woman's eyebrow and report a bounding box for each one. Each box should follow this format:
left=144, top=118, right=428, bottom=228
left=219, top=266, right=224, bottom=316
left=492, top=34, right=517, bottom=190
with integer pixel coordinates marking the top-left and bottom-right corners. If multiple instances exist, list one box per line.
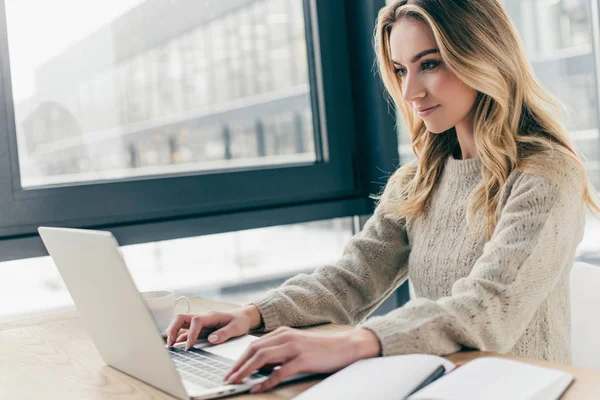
left=392, top=48, right=440, bottom=66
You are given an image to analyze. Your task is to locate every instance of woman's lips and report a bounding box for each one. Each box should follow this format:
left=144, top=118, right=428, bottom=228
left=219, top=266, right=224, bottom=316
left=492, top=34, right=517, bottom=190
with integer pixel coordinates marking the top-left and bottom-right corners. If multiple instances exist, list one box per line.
left=418, top=105, right=440, bottom=117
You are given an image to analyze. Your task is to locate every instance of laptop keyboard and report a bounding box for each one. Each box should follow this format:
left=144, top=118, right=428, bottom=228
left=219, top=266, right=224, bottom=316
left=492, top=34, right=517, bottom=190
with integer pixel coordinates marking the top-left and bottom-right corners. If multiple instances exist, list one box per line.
left=168, top=346, right=265, bottom=389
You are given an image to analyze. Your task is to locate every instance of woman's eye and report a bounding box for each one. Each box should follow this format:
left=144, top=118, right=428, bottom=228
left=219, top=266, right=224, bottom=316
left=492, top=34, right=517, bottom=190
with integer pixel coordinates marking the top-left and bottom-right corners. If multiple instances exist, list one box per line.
left=394, top=61, right=439, bottom=77
left=422, top=60, right=440, bottom=71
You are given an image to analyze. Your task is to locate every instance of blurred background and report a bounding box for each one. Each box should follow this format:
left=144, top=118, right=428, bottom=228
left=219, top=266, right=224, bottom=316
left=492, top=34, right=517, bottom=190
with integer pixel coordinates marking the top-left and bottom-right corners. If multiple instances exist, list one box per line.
left=1, top=0, right=599, bottom=321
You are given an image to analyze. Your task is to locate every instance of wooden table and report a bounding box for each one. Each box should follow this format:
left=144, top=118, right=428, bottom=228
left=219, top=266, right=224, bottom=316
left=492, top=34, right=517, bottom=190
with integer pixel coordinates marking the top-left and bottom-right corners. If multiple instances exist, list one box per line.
left=2, top=296, right=600, bottom=399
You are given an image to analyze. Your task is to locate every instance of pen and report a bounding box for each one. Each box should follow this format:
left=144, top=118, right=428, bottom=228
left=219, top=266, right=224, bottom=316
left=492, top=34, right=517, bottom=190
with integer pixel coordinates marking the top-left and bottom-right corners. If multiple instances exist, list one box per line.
left=404, top=364, right=446, bottom=399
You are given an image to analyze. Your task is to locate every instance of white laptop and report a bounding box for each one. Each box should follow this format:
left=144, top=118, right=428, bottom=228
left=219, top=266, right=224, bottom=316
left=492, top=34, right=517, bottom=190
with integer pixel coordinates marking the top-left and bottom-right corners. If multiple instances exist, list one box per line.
left=38, top=226, right=309, bottom=399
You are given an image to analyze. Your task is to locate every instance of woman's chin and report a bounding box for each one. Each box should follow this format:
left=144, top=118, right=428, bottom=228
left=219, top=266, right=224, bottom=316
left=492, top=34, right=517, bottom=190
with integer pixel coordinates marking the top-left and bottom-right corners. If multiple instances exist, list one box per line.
left=424, top=124, right=447, bottom=134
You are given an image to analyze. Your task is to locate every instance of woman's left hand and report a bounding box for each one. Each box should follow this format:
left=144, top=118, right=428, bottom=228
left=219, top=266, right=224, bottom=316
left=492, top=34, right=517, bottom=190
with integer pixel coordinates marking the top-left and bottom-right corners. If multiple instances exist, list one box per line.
left=223, top=326, right=382, bottom=393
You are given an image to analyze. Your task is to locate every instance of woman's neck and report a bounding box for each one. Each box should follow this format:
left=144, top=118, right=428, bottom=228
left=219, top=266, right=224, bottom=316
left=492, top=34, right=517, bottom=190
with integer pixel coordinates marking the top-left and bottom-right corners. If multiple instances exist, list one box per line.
left=454, top=113, right=478, bottom=160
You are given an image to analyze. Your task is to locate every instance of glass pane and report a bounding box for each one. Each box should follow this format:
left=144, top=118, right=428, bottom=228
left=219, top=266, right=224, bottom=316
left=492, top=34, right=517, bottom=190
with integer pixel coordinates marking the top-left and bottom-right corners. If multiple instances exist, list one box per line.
left=0, top=217, right=353, bottom=320
left=6, top=0, right=316, bottom=188
left=396, top=109, right=416, bottom=165
left=502, top=0, right=600, bottom=189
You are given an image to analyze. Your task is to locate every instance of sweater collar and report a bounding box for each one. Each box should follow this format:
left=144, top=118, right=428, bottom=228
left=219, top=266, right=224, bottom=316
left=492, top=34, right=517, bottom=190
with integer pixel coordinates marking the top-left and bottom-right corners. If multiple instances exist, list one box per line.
left=445, top=154, right=482, bottom=176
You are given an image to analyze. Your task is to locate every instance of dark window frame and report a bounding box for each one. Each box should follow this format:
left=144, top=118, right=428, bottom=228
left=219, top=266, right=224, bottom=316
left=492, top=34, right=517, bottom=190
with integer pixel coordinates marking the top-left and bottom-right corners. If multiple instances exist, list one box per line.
left=0, top=0, right=397, bottom=262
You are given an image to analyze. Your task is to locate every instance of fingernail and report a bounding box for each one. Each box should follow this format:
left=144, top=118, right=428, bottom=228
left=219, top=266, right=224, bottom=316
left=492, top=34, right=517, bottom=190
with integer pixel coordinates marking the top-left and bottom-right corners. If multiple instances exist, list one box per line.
left=167, top=335, right=172, bottom=347
left=208, top=334, right=218, bottom=343
left=185, top=342, right=190, bottom=351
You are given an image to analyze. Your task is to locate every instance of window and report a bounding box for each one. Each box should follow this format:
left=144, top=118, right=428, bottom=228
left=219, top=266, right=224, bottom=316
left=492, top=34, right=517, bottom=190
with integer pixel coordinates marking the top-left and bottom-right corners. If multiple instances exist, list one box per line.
left=0, top=0, right=380, bottom=261
left=0, top=217, right=353, bottom=320
left=9, top=0, right=318, bottom=186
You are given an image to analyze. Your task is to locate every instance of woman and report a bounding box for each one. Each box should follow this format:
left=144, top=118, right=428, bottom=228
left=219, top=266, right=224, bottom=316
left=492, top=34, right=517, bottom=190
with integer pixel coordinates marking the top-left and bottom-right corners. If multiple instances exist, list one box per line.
left=166, top=0, right=600, bottom=393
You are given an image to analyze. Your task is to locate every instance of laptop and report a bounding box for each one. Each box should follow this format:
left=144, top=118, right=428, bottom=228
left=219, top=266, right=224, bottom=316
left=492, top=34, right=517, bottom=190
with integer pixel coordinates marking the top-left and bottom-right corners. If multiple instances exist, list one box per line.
left=38, top=226, right=309, bottom=399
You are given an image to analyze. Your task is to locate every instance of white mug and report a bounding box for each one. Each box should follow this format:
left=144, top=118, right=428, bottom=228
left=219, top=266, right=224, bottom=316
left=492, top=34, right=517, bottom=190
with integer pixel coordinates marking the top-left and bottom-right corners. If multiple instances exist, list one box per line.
left=141, top=290, right=191, bottom=334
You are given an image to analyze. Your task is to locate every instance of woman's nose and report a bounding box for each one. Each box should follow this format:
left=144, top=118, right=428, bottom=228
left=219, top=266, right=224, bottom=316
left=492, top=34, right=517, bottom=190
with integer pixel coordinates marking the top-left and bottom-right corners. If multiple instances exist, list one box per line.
left=402, top=73, right=426, bottom=103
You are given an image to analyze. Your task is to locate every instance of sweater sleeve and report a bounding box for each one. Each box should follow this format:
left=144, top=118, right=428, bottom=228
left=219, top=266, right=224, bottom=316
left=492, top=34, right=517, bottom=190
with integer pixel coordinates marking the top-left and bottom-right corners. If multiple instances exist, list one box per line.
left=359, top=167, right=586, bottom=357
left=249, top=202, right=411, bottom=332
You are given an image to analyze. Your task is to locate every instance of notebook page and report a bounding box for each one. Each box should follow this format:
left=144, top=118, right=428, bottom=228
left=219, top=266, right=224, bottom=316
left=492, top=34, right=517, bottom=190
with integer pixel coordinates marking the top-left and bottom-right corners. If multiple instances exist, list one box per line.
left=294, top=354, right=455, bottom=400
left=408, top=357, right=574, bottom=400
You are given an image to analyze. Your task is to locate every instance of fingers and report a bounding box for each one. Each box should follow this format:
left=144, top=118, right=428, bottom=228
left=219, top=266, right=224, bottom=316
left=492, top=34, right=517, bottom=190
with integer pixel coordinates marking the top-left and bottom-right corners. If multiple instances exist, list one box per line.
left=224, top=332, right=290, bottom=381
left=207, top=324, right=238, bottom=345
left=175, top=332, right=188, bottom=344
left=173, top=329, right=218, bottom=346
left=227, top=344, right=296, bottom=384
left=170, top=329, right=217, bottom=346
left=258, top=326, right=292, bottom=341
left=166, top=314, right=192, bottom=347
left=185, top=316, right=206, bottom=350
left=223, top=328, right=292, bottom=381
left=208, top=308, right=262, bottom=344
left=251, top=359, right=303, bottom=393
left=166, top=312, right=231, bottom=348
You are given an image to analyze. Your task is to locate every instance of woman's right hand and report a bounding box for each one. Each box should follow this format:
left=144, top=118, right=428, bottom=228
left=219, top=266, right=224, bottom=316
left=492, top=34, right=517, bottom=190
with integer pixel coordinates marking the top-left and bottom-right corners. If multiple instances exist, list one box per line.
left=165, top=305, right=263, bottom=350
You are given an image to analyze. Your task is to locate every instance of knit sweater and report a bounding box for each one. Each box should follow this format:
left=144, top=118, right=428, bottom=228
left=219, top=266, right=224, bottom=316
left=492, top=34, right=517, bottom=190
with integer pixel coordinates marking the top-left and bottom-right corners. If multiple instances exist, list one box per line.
left=251, top=154, right=586, bottom=364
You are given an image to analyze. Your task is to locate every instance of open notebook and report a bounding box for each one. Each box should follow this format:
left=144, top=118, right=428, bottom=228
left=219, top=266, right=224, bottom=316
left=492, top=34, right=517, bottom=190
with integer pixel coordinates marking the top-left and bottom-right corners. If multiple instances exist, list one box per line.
left=293, top=354, right=574, bottom=400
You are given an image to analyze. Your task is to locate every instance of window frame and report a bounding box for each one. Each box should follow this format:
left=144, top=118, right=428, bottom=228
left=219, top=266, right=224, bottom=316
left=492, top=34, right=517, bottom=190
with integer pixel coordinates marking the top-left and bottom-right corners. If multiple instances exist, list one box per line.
left=0, top=0, right=397, bottom=262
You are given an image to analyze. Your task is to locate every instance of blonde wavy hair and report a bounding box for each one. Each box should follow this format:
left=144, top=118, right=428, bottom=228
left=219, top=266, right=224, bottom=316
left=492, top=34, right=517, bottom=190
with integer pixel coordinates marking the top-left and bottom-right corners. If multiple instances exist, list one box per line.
left=373, top=0, right=600, bottom=239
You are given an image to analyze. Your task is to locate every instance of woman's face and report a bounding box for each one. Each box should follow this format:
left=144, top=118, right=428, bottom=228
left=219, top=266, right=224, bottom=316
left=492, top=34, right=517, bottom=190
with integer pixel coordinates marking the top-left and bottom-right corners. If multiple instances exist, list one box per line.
left=389, top=18, right=477, bottom=134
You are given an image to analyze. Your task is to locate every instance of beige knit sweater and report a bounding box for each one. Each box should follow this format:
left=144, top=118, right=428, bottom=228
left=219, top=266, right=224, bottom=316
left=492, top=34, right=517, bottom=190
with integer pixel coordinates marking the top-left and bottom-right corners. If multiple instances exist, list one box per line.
left=251, top=154, right=586, bottom=364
